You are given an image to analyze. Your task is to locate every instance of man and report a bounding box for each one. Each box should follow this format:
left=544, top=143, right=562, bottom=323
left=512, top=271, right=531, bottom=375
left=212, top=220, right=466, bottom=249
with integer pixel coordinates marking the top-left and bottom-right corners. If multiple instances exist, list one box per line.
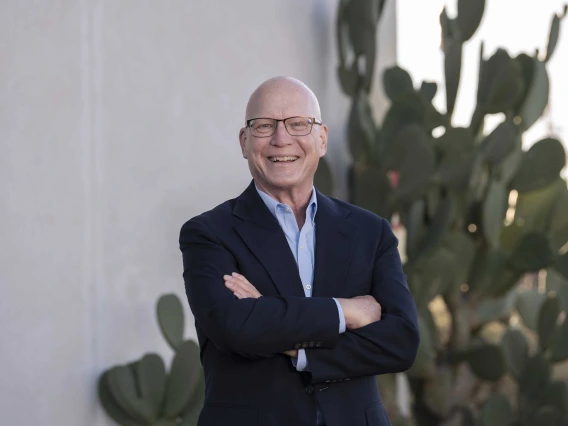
left=179, top=77, right=419, bottom=426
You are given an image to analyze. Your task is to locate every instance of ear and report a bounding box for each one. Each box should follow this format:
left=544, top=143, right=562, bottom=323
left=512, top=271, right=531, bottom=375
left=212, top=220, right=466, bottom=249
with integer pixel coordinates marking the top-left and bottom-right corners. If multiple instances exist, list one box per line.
left=317, top=124, right=328, bottom=158
left=239, top=127, right=247, bottom=158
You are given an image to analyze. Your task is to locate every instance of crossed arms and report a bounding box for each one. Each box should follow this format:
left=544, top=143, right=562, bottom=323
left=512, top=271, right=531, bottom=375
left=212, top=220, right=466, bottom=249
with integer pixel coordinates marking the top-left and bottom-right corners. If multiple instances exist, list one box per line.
left=224, top=272, right=383, bottom=359
left=179, top=217, right=419, bottom=383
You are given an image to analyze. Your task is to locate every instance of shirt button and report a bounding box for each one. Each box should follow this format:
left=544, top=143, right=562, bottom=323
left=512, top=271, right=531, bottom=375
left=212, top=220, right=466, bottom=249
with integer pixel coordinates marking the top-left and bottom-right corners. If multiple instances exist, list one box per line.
left=300, top=244, right=304, bottom=249
left=306, top=285, right=311, bottom=290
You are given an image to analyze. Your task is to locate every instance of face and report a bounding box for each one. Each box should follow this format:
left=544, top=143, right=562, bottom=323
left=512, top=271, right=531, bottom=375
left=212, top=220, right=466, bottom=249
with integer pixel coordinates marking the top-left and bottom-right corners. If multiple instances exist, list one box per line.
left=239, top=79, right=328, bottom=194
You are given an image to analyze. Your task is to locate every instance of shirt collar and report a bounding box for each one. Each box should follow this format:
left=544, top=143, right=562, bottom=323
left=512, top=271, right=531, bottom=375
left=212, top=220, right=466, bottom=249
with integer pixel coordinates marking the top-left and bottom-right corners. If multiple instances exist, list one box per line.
left=255, top=185, right=318, bottom=225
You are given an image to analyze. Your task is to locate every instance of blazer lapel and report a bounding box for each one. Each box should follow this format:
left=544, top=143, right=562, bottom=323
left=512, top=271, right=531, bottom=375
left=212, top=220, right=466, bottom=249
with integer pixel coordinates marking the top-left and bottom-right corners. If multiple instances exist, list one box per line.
left=233, top=181, right=305, bottom=297
left=312, top=190, right=358, bottom=297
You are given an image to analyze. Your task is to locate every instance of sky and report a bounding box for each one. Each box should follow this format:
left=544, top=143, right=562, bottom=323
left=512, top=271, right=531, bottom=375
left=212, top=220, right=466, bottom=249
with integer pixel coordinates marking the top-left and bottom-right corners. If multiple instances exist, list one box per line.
left=397, top=0, right=568, bottom=179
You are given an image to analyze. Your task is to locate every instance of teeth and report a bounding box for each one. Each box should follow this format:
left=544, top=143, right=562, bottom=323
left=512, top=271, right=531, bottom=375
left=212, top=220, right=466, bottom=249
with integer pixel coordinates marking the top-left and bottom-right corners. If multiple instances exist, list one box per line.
left=270, top=156, right=298, bottom=162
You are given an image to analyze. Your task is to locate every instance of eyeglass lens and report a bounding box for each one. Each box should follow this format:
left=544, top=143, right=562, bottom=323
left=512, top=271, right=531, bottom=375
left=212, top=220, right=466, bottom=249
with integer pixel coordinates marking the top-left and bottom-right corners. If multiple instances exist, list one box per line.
left=249, top=117, right=314, bottom=136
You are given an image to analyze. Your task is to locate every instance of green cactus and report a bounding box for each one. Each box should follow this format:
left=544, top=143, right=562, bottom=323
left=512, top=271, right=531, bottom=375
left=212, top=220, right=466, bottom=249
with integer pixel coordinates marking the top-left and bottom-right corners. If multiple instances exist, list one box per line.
left=501, top=329, right=529, bottom=380
left=320, top=0, right=568, bottom=425
left=98, top=294, right=204, bottom=426
left=481, top=394, right=513, bottom=426
left=157, top=293, right=185, bottom=351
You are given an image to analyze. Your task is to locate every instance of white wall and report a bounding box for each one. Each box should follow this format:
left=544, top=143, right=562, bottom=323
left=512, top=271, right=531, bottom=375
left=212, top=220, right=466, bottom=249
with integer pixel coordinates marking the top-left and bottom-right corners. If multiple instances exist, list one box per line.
left=0, top=1, right=396, bottom=425
left=397, top=0, right=568, bottom=178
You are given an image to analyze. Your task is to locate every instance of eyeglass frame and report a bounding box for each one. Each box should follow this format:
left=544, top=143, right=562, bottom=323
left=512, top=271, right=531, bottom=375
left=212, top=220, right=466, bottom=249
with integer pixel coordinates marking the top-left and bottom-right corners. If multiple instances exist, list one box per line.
left=245, top=116, right=323, bottom=137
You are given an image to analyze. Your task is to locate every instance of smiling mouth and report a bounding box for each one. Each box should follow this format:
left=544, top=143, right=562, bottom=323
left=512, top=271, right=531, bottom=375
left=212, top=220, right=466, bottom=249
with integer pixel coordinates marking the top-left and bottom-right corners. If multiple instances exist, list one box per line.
left=268, top=156, right=299, bottom=163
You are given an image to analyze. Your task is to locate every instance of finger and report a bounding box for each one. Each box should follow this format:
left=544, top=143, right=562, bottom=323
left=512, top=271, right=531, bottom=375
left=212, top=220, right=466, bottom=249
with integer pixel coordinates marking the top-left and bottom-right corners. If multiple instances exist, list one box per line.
left=224, top=279, right=239, bottom=290
left=226, top=274, right=246, bottom=285
left=226, top=283, right=248, bottom=299
left=232, top=273, right=253, bottom=288
left=231, top=272, right=252, bottom=286
left=233, top=291, right=247, bottom=299
left=224, top=276, right=246, bottom=291
left=229, top=275, right=255, bottom=296
left=232, top=273, right=262, bottom=298
left=224, top=274, right=261, bottom=299
left=227, top=284, right=249, bottom=298
left=224, top=274, right=241, bottom=283
left=238, top=291, right=255, bottom=299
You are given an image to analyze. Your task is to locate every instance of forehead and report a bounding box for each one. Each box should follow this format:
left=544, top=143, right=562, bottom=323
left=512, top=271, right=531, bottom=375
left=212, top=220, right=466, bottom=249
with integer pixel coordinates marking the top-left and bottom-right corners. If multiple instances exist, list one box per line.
left=246, top=84, right=319, bottom=120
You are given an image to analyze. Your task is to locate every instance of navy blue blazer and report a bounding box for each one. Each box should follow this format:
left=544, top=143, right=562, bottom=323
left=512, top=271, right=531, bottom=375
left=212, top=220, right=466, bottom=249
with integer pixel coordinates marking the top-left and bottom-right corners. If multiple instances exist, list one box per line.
left=179, top=180, right=419, bottom=426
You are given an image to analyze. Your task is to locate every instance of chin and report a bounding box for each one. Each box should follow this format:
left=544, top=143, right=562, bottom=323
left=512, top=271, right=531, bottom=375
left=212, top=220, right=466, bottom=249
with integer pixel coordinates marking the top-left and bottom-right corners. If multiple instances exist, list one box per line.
left=258, top=173, right=294, bottom=187
left=269, top=175, right=311, bottom=190
left=269, top=179, right=297, bottom=189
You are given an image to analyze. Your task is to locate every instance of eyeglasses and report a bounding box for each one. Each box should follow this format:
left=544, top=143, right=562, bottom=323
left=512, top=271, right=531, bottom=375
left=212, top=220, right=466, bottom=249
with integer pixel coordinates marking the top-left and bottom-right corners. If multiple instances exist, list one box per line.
left=246, top=116, right=322, bottom=137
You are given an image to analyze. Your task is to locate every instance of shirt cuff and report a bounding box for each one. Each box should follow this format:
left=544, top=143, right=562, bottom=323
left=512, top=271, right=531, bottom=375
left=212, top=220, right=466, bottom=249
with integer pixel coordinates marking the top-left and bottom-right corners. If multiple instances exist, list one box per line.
left=333, top=297, right=346, bottom=333
left=292, top=349, right=308, bottom=371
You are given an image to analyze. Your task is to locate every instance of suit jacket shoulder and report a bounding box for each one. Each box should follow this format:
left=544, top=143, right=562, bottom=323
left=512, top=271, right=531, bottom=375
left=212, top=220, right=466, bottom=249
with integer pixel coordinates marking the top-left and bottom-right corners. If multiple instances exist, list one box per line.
left=179, top=195, right=238, bottom=241
left=321, top=195, right=392, bottom=243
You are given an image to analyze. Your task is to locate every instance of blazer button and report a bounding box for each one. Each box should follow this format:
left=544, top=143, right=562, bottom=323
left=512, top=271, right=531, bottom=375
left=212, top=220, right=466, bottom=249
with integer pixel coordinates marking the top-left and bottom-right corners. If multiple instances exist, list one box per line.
left=294, top=343, right=301, bottom=349
left=315, top=342, right=322, bottom=347
left=305, top=385, right=314, bottom=395
left=302, top=342, right=309, bottom=348
left=308, top=342, right=315, bottom=348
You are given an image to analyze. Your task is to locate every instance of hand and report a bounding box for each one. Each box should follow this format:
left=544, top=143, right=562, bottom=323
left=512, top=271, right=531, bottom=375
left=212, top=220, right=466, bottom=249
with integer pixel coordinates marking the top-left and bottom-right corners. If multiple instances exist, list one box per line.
left=223, top=272, right=262, bottom=299
left=336, top=295, right=382, bottom=330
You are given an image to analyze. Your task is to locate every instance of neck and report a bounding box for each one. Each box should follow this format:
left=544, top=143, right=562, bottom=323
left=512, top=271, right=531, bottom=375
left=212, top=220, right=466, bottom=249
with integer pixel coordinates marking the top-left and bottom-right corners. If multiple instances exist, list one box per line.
left=254, top=180, right=313, bottom=216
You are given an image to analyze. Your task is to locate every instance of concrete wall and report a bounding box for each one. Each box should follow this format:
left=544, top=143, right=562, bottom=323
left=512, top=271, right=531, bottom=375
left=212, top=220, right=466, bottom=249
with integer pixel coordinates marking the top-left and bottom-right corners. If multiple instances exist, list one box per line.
left=0, top=1, right=396, bottom=424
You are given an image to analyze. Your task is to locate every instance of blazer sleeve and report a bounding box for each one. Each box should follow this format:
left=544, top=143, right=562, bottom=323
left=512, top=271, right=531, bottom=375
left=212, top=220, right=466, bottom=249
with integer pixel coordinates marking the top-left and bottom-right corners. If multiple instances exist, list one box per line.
left=304, top=217, right=420, bottom=384
left=179, top=217, right=341, bottom=356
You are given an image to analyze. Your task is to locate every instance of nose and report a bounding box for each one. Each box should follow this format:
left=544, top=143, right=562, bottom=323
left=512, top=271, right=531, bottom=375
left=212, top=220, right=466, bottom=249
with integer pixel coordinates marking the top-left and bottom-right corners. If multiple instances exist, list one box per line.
left=270, top=121, right=293, bottom=146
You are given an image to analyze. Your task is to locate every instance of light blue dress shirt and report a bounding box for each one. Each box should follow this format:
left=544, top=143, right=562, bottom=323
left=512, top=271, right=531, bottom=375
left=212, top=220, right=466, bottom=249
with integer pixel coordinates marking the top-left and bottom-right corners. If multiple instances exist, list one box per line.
left=255, top=185, right=346, bottom=369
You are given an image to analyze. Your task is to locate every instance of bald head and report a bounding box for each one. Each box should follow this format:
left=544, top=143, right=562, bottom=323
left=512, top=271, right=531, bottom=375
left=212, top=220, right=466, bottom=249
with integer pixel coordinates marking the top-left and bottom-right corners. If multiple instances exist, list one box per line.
left=245, top=77, right=322, bottom=122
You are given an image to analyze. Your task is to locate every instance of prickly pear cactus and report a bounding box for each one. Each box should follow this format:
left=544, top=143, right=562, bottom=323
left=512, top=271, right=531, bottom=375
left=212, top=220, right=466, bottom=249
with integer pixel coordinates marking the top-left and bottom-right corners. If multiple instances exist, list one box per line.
left=98, top=294, right=204, bottom=426
left=447, top=289, right=568, bottom=426
left=320, top=1, right=568, bottom=425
